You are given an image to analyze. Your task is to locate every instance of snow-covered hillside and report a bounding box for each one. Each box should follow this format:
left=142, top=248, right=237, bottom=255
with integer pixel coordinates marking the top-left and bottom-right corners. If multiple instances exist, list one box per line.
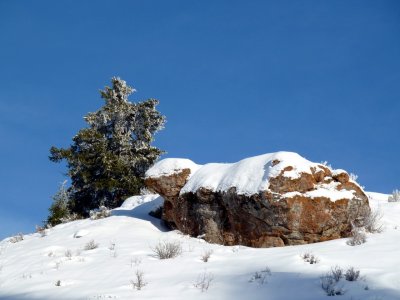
left=1, top=192, right=399, bottom=299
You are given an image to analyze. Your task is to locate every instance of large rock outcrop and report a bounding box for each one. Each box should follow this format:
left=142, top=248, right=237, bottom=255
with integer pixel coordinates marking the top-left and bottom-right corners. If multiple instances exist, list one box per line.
left=145, top=152, right=370, bottom=248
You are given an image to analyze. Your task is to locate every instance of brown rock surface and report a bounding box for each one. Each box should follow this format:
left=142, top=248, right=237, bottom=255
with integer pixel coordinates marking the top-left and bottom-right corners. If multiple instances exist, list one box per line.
left=144, top=168, right=191, bottom=226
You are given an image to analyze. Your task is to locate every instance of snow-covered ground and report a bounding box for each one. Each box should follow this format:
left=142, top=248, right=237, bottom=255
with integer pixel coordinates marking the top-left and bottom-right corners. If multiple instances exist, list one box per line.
left=0, top=192, right=399, bottom=300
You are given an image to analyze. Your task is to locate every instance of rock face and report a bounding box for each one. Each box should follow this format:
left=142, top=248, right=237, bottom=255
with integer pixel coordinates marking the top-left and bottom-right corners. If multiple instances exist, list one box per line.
left=145, top=152, right=370, bottom=248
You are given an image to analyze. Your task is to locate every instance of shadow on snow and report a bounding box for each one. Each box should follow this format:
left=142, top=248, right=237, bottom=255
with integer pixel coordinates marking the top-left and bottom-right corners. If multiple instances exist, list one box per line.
left=111, top=196, right=170, bottom=232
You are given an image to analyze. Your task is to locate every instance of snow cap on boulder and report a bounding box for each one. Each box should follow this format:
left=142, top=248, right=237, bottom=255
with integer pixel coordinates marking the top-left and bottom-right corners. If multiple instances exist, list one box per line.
left=146, top=151, right=358, bottom=201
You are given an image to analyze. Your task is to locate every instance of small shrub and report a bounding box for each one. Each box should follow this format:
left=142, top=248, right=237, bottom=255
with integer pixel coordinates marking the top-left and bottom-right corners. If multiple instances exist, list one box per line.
left=54, top=261, right=62, bottom=270
left=186, top=244, right=195, bottom=252
left=250, top=271, right=264, bottom=283
left=249, top=266, right=272, bottom=285
left=130, top=269, right=147, bottom=290
left=349, top=173, right=358, bottom=181
left=353, top=206, right=383, bottom=234
left=301, top=252, right=319, bottom=264
left=109, top=242, right=117, bottom=257
left=22, top=273, right=32, bottom=279
left=140, top=187, right=153, bottom=195
left=363, top=209, right=383, bottom=233
left=9, top=233, right=24, bottom=243
left=330, top=266, right=343, bottom=282
left=388, top=190, right=400, bottom=202
left=131, top=257, right=142, bottom=268
left=90, top=206, right=111, bottom=220
left=321, top=161, right=332, bottom=169
left=320, top=273, right=345, bottom=296
left=108, top=242, right=116, bottom=251
left=35, top=225, right=47, bottom=237
left=231, top=246, right=241, bottom=253
left=262, top=266, right=272, bottom=275
left=151, top=240, right=182, bottom=259
left=346, top=228, right=367, bottom=246
left=65, top=249, right=73, bottom=260
left=201, top=249, right=213, bottom=262
left=84, top=240, right=99, bottom=250
left=47, top=180, right=74, bottom=226
left=63, top=213, right=80, bottom=223
left=194, top=271, right=214, bottom=292
left=345, top=267, right=360, bottom=281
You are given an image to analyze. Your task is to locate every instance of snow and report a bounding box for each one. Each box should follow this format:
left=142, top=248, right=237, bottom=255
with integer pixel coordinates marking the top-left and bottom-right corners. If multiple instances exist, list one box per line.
left=1, top=192, right=400, bottom=299
left=331, top=169, right=348, bottom=176
left=304, top=182, right=355, bottom=201
left=73, top=230, right=89, bottom=238
left=145, top=158, right=201, bottom=178
left=283, top=182, right=356, bottom=202
left=145, top=152, right=350, bottom=200
left=305, top=188, right=355, bottom=201
left=178, top=151, right=325, bottom=195
left=119, top=194, right=160, bottom=209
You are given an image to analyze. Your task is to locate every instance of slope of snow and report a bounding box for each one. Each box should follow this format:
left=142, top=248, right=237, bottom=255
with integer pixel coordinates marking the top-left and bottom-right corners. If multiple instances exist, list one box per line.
left=1, top=193, right=400, bottom=299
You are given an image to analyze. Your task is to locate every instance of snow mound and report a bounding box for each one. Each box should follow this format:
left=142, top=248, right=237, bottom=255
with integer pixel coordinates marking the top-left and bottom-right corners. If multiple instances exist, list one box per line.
left=145, top=158, right=201, bottom=178
left=179, top=151, right=325, bottom=195
left=119, top=194, right=160, bottom=210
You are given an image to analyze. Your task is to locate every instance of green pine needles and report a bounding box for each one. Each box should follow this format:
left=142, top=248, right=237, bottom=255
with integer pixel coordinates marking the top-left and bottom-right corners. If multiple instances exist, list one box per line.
left=49, top=77, right=166, bottom=220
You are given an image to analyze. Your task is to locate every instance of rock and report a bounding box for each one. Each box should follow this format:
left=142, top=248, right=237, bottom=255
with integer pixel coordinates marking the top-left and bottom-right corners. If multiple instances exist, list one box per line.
left=332, top=169, right=350, bottom=184
left=145, top=152, right=370, bottom=248
left=145, top=169, right=192, bottom=225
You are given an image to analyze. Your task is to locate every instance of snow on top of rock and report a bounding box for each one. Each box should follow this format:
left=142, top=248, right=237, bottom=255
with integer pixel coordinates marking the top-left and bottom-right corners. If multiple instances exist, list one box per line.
left=180, top=151, right=324, bottom=196
left=331, top=169, right=348, bottom=176
left=146, top=151, right=358, bottom=201
left=145, top=158, right=201, bottom=178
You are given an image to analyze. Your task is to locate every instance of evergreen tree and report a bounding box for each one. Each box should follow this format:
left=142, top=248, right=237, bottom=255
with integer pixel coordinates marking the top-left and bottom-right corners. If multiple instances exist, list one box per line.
left=49, top=77, right=166, bottom=216
left=47, top=180, right=72, bottom=226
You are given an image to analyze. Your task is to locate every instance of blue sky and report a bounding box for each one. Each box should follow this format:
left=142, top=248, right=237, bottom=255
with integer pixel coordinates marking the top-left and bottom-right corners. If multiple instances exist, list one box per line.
left=0, top=0, right=399, bottom=239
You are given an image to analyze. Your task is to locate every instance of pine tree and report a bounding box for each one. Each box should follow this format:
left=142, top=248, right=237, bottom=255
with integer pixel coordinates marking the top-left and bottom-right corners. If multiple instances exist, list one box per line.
left=49, top=77, right=166, bottom=216
left=47, top=180, right=72, bottom=226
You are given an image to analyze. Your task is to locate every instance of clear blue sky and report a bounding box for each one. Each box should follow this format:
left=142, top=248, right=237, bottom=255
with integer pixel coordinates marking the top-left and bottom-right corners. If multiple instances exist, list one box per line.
left=1, top=0, right=399, bottom=239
